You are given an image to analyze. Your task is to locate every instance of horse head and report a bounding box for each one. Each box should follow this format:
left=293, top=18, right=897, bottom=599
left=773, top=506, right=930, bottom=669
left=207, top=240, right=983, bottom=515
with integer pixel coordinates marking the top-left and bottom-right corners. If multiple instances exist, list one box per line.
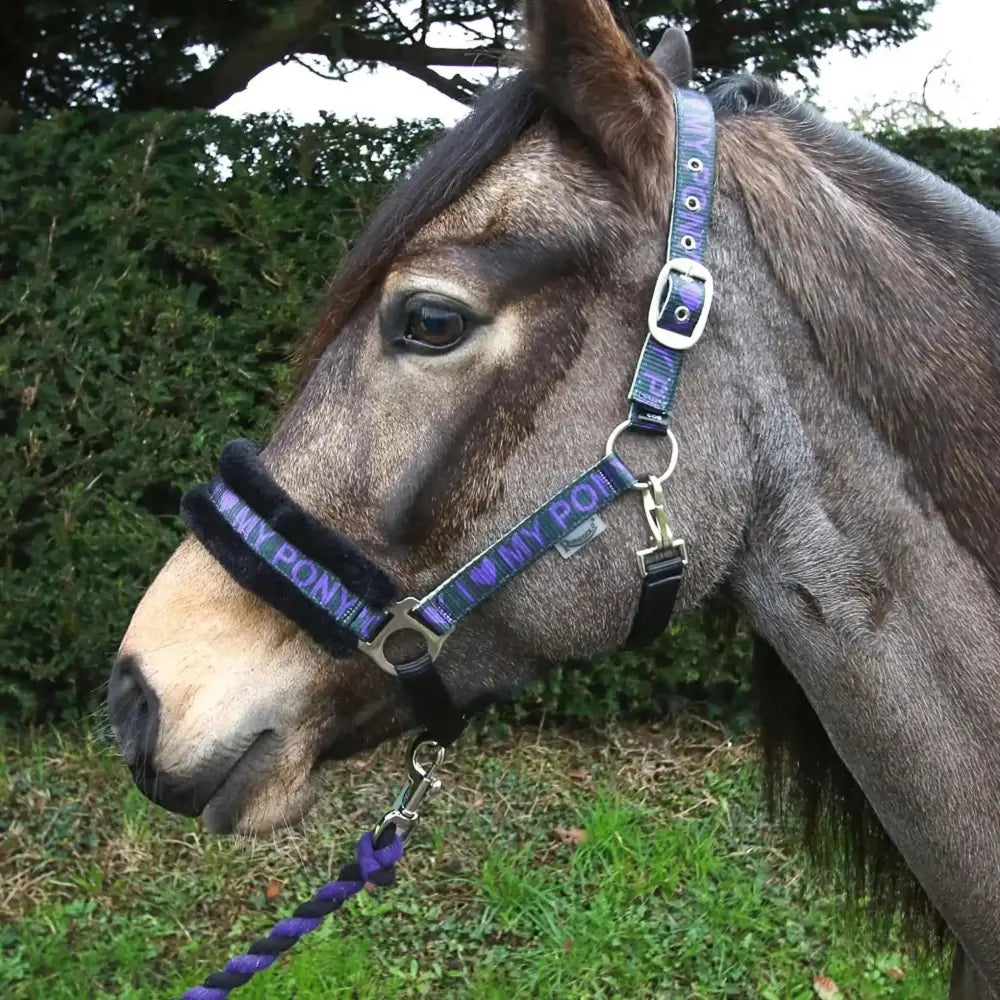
left=108, top=1, right=749, bottom=834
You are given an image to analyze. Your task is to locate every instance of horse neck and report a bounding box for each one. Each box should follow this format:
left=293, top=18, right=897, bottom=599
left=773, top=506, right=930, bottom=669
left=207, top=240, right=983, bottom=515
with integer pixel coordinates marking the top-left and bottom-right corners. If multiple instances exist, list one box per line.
left=717, top=105, right=1000, bottom=594
left=711, top=109, right=1000, bottom=979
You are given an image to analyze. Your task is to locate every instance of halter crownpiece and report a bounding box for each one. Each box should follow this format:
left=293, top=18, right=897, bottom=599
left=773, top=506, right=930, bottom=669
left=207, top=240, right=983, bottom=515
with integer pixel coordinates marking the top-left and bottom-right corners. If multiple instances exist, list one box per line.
left=180, top=87, right=717, bottom=746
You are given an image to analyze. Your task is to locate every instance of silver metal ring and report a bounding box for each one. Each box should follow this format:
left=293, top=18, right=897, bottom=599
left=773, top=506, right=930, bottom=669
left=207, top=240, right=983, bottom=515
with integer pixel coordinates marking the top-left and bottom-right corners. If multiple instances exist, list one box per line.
left=688, top=158, right=703, bottom=172
left=674, top=305, right=690, bottom=322
left=684, top=195, right=701, bottom=212
left=605, top=420, right=680, bottom=490
left=681, top=235, right=696, bottom=251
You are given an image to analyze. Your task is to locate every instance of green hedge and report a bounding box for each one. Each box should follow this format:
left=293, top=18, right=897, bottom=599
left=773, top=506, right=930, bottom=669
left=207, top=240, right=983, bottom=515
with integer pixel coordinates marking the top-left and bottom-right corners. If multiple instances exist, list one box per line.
left=1, top=111, right=996, bottom=720
left=0, top=110, right=436, bottom=716
left=878, top=125, right=1000, bottom=211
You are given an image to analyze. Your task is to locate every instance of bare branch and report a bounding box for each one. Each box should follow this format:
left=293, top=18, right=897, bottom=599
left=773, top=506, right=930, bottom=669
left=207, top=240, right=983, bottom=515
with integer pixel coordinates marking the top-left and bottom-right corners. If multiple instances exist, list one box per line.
left=287, top=54, right=351, bottom=83
left=121, top=0, right=349, bottom=110
left=388, top=63, right=479, bottom=105
left=371, top=0, right=419, bottom=44
left=920, top=56, right=951, bottom=120
left=419, top=0, right=430, bottom=44
left=339, top=30, right=508, bottom=70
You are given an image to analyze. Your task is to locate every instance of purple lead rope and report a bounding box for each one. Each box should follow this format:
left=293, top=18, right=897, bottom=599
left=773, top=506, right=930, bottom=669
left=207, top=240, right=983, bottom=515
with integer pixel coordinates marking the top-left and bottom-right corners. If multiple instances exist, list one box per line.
left=181, top=829, right=404, bottom=999
left=178, top=736, right=445, bottom=997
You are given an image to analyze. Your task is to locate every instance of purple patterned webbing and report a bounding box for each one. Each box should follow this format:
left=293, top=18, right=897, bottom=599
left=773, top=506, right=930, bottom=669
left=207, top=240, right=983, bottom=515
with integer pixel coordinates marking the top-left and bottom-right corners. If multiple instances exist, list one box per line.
left=208, top=480, right=388, bottom=642
left=413, top=454, right=636, bottom=633
left=628, top=87, right=717, bottom=432
left=180, top=830, right=403, bottom=999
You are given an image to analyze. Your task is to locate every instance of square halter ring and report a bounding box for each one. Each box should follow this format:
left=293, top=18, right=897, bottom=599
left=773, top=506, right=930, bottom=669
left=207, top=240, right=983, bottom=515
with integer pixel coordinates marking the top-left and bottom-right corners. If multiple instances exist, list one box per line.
left=357, top=597, right=450, bottom=675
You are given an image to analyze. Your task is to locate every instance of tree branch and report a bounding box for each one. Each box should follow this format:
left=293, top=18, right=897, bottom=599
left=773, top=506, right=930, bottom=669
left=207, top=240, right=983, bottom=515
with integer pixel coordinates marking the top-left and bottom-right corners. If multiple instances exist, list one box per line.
left=304, top=29, right=505, bottom=104
left=121, top=0, right=350, bottom=110
left=120, top=6, right=508, bottom=112
left=299, top=46, right=483, bottom=105
left=387, top=63, right=480, bottom=105
left=287, top=54, right=352, bottom=83
left=339, top=30, right=508, bottom=71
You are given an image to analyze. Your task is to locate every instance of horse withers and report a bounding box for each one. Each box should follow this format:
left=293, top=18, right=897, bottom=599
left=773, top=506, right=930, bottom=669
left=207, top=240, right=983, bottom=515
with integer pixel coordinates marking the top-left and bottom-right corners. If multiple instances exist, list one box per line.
left=107, top=1, right=1000, bottom=994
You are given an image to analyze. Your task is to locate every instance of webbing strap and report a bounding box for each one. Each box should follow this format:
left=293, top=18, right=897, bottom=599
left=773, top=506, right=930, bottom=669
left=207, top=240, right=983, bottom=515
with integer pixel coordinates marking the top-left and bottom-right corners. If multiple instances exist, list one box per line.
left=625, top=549, right=685, bottom=650
left=394, top=652, right=468, bottom=746
left=413, top=454, right=636, bottom=634
left=628, top=88, right=717, bottom=433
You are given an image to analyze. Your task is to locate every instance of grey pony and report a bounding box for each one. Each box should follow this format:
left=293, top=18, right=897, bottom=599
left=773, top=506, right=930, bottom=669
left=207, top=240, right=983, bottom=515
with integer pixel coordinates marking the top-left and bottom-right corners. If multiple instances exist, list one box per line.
left=108, top=1, right=1000, bottom=994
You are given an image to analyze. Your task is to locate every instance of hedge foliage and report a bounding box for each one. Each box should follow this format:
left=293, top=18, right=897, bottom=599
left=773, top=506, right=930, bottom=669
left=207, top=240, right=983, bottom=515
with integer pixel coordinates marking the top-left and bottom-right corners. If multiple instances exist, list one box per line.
left=0, top=110, right=436, bottom=717
left=2, top=111, right=997, bottom=720
left=878, top=125, right=1000, bottom=212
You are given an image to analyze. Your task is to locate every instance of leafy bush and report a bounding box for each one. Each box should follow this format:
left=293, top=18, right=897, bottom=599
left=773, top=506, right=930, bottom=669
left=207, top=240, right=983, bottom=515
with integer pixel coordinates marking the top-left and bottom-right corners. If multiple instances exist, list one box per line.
left=879, top=126, right=1000, bottom=211
left=1, top=111, right=996, bottom=721
left=0, top=110, right=435, bottom=716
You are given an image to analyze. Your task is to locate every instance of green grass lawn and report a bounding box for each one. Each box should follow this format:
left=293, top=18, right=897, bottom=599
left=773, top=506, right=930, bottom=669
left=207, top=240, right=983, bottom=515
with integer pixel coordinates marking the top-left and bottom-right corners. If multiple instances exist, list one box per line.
left=1, top=719, right=948, bottom=999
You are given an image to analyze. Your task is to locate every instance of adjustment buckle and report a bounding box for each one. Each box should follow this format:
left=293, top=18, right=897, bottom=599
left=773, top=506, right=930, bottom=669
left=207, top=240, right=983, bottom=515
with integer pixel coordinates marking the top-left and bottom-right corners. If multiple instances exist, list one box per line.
left=636, top=474, right=688, bottom=576
left=647, top=258, right=714, bottom=351
left=357, top=597, right=450, bottom=676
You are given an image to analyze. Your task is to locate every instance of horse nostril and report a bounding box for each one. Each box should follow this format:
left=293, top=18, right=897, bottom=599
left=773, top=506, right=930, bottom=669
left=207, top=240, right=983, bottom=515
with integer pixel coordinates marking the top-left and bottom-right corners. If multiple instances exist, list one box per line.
left=107, top=655, right=209, bottom=817
left=108, top=654, right=157, bottom=768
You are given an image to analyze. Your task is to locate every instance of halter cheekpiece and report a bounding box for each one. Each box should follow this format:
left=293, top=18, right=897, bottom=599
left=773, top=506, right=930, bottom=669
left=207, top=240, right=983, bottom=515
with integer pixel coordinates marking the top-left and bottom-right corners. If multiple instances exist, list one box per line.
left=181, top=88, right=717, bottom=746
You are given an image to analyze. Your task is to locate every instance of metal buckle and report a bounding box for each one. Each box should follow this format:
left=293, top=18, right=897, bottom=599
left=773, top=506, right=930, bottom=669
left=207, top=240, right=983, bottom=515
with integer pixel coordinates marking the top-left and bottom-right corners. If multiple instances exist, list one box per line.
left=646, top=257, right=714, bottom=351
left=373, top=735, right=446, bottom=842
left=357, top=597, right=449, bottom=676
left=635, top=473, right=688, bottom=575
left=606, top=421, right=679, bottom=492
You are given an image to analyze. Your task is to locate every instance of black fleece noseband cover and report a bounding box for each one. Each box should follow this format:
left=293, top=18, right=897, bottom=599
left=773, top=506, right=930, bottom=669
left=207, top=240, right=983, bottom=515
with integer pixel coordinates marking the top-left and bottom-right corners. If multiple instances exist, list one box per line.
left=215, top=439, right=396, bottom=606
left=180, top=441, right=467, bottom=743
left=181, top=484, right=367, bottom=659
left=180, top=439, right=398, bottom=660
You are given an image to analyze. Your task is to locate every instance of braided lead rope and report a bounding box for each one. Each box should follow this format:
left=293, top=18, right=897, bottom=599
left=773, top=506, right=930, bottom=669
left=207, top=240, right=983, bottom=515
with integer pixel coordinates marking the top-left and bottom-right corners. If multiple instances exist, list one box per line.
left=180, top=829, right=404, bottom=999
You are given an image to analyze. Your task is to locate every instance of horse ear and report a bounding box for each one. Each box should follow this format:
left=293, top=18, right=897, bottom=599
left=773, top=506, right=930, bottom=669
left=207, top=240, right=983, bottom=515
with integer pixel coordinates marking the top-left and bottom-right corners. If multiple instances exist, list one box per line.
left=522, top=0, right=674, bottom=211
left=650, top=27, right=693, bottom=88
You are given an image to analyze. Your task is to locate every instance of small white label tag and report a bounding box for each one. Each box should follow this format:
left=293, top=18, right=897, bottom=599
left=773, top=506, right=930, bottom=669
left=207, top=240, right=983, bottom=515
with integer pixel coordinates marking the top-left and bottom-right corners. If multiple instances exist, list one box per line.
left=555, top=514, right=608, bottom=559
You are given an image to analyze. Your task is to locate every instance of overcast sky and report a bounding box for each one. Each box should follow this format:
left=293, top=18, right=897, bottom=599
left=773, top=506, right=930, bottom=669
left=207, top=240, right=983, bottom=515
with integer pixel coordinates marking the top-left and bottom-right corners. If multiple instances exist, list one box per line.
left=217, top=0, right=998, bottom=129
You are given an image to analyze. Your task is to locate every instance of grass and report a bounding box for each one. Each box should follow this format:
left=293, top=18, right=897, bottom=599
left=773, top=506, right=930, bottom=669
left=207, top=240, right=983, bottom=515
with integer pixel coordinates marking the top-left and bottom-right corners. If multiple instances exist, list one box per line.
left=1, top=718, right=948, bottom=999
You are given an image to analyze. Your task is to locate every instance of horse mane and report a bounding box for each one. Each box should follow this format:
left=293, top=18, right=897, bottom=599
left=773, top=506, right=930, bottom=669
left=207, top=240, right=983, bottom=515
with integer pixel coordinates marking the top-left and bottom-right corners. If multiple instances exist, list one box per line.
left=752, top=632, right=949, bottom=948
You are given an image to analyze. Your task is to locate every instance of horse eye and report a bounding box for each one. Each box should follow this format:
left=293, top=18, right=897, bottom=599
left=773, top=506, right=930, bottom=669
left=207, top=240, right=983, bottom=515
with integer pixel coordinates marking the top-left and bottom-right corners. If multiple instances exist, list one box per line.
left=402, top=303, right=466, bottom=351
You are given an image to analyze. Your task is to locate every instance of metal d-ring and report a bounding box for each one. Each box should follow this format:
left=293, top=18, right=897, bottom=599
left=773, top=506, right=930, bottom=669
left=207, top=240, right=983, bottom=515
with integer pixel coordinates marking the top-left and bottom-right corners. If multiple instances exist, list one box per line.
left=605, top=420, right=679, bottom=491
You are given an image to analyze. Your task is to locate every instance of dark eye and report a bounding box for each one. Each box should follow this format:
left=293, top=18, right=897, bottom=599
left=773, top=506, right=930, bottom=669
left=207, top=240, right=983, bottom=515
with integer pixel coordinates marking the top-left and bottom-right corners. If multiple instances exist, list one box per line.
left=402, top=303, right=467, bottom=351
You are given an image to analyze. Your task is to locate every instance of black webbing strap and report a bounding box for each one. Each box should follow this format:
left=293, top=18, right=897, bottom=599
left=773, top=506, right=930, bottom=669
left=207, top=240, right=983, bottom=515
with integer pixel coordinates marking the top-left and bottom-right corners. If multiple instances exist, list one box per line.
left=625, top=550, right=685, bottom=651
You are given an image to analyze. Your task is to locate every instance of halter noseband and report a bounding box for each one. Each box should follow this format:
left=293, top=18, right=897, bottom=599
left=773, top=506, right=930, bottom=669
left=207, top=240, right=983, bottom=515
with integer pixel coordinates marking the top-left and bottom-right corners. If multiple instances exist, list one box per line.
left=180, top=88, right=717, bottom=746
